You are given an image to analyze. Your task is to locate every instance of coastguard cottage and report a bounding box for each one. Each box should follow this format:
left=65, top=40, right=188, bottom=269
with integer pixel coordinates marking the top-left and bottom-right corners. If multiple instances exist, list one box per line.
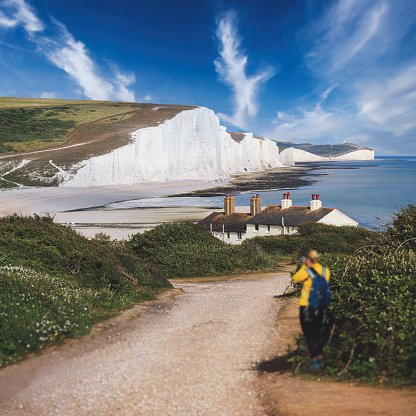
left=198, top=193, right=358, bottom=244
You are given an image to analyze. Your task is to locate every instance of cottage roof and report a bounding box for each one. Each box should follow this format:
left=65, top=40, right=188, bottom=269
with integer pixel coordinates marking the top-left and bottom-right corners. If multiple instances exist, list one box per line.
left=246, top=205, right=334, bottom=226
left=198, top=212, right=252, bottom=232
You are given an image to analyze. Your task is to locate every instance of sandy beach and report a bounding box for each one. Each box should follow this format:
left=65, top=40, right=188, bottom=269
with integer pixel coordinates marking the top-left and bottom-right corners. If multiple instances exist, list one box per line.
left=0, top=179, right=232, bottom=239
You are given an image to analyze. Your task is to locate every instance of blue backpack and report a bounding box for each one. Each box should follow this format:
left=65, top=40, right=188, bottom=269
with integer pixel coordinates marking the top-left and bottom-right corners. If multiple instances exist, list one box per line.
left=306, top=267, right=331, bottom=310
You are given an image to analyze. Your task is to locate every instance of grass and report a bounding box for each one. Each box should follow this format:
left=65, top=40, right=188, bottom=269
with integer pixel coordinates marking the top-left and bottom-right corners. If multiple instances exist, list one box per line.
left=0, top=97, right=109, bottom=108
left=0, top=99, right=151, bottom=154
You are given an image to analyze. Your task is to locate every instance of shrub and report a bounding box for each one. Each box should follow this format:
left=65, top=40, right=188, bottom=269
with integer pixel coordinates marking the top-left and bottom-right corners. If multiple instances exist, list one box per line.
left=128, top=222, right=271, bottom=278
left=245, top=222, right=376, bottom=258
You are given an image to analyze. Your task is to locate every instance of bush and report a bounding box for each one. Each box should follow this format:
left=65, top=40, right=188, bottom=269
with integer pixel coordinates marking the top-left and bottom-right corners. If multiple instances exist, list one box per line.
left=128, top=222, right=272, bottom=278
left=245, top=222, right=376, bottom=258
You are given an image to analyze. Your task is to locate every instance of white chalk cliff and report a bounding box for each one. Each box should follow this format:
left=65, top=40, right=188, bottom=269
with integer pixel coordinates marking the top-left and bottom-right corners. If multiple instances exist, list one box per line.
left=278, top=147, right=374, bottom=164
left=334, top=149, right=375, bottom=160
left=62, top=107, right=283, bottom=187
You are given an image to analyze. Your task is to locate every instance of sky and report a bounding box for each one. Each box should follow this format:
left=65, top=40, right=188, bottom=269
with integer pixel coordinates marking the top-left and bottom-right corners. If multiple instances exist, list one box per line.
left=0, top=0, right=416, bottom=155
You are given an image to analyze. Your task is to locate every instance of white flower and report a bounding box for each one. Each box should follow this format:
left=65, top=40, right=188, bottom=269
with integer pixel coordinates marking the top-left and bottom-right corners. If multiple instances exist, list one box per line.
left=388, top=327, right=393, bottom=331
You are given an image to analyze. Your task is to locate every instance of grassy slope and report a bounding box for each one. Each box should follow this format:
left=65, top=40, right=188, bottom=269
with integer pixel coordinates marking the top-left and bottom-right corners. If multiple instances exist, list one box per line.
left=0, top=98, right=153, bottom=154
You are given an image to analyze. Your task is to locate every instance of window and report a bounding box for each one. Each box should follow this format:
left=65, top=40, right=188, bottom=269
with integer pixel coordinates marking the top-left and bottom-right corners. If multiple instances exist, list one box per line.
left=237, top=232, right=242, bottom=240
left=227, top=231, right=230, bottom=239
left=254, top=224, right=259, bottom=231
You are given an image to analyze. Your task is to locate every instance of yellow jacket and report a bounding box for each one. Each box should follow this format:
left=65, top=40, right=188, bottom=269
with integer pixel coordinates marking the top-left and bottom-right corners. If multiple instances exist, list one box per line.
left=292, top=263, right=331, bottom=306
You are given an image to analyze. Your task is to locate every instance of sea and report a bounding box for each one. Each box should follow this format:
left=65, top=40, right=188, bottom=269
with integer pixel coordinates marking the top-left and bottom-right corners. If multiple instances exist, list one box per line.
left=105, top=156, right=416, bottom=231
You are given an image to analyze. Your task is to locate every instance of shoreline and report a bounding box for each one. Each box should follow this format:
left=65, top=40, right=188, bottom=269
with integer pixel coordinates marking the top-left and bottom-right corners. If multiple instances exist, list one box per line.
left=0, top=162, right=367, bottom=239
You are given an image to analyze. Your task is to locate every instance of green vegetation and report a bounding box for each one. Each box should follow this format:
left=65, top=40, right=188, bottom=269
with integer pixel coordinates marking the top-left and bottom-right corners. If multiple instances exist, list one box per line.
left=128, top=222, right=272, bottom=278
left=0, top=100, right=149, bottom=154
left=244, top=222, right=376, bottom=259
left=0, top=214, right=171, bottom=367
left=288, top=205, right=416, bottom=384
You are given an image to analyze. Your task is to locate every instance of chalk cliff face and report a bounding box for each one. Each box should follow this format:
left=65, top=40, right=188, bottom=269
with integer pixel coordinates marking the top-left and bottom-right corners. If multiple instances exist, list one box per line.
left=278, top=147, right=375, bottom=164
left=334, top=149, right=375, bottom=160
left=278, top=148, right=325, bottom=164
left=62, top=107, right=282, bottom=187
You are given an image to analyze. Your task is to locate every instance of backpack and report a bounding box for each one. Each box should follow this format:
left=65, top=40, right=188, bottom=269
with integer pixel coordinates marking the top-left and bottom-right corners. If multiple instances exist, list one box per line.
left=306, top=267, right=331, bottom=310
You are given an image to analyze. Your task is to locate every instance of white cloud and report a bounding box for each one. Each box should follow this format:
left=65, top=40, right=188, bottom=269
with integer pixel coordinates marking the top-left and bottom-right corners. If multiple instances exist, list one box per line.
left=40, top=24, right=114, bottom=101
left=214, top=11, right=274, bottom=130
left=304, top=0, right=392, bottom=77
left=1, top=0, right=136, bottom=102
left=40, top=92, right=54, bottom=98
left=145, top=95, right=152, bottom=101
left=359, top=64, right=416, bottom=137
left=0, top=0, right=44, bottom=33
left=112, top=66, right=135, bottom=102
left=272, top=104, right=345, bottom=142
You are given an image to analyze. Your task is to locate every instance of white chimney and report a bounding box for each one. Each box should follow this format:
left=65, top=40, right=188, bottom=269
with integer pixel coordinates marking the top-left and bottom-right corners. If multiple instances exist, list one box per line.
left=310, top=194, right=322, bottom=211
left=281, top=192, right=292, bottom=209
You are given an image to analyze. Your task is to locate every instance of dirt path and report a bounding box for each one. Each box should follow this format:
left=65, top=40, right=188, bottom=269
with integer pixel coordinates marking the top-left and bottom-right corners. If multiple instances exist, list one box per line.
left=0, top=273, right=291, bottom=415
left=258, top=297, right=416, bottom=416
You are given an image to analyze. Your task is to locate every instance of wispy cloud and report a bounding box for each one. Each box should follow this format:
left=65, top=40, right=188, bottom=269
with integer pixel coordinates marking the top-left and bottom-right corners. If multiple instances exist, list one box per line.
left=0, top=0, right=135, bottom=101
left=214, top=11, right=274, bottom=130
left=359, top=64, right=416, bottom=137
left=304, top=0, right=390, bottom=77
left=272, top=103, right=348, bottom=143
left=0, top=0, right=44, bottom=33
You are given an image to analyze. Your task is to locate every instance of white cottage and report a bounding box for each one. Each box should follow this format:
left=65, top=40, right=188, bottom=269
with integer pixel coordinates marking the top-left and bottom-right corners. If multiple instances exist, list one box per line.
left=198, top=193, right=358, bottom=244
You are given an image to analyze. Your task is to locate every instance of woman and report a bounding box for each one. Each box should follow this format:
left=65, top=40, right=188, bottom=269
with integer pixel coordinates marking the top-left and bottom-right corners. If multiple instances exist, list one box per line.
left=292, top=249, right=331, bottom=371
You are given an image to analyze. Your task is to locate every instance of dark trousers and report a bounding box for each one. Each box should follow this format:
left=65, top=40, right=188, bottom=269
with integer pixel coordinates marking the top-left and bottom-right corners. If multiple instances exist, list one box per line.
left=300, top=306, right=327, bottom=358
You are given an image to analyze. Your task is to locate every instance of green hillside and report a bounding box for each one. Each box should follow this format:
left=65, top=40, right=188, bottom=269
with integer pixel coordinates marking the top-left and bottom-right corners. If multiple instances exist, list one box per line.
left=0, top=97, right=153, bottom=154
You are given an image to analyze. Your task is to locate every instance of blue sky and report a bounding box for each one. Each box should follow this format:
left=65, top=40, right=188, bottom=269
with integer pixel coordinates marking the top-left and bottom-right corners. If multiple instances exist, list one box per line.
left=1, top=0, right=416, bottom=155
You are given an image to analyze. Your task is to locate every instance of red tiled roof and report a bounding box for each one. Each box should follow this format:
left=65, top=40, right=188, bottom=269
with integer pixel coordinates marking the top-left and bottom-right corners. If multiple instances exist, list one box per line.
left=198, top=212, right=252, bottom=232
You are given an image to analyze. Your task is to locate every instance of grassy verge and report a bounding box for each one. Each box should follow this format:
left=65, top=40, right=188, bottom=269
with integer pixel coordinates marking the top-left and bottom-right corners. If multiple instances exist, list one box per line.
left=0, top=214, right=171, bottom=368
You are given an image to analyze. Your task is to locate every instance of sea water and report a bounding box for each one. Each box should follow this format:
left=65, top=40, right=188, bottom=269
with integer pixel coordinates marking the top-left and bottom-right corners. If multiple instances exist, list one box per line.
left=105, top=157, right=416, bottom=230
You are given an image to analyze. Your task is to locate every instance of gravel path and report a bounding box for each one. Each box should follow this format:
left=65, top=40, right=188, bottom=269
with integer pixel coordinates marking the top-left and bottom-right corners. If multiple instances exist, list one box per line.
left=0, top=274, right=290, bottom=415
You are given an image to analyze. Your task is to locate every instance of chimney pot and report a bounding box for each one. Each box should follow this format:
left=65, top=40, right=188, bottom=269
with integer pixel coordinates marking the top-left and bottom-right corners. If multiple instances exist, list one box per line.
left=312, top=194, right=315, bottom=200
left=317, top=194, right=320, bottom=200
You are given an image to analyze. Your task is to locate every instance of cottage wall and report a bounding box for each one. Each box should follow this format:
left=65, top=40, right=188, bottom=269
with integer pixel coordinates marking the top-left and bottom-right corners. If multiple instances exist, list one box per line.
left=212, top=231, right=244, bottom=245
left=245, top=223, right=298, bottom=238
left=318, top=209, right=358, bottom=227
